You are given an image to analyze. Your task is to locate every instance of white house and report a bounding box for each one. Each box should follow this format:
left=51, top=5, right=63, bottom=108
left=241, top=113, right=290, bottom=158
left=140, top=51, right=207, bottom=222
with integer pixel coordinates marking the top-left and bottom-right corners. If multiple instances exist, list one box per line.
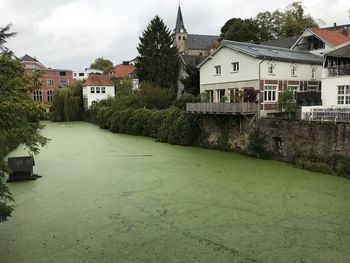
left=82, top=75, right=115, bottom=109
left=73, top=68, right=103, bottom=80
left=198, top=40, right=323, bottom=116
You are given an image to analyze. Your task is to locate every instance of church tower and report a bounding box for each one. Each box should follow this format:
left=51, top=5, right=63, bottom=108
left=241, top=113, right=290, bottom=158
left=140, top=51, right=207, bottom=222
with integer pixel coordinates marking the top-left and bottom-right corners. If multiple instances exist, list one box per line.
left=173, top=5, right=188, bottom=54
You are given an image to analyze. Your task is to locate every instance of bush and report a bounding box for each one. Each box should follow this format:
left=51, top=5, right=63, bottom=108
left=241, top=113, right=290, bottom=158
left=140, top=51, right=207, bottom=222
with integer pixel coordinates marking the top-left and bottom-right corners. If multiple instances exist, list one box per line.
left=247, top=128, right=270, bottom=159
left=336, top=159, right=350, bottom=178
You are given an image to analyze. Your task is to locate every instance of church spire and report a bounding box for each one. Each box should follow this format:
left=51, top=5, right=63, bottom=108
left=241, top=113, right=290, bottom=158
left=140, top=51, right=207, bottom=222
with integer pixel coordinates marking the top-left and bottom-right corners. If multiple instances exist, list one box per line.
left=174, top=4, right=186, bottom=33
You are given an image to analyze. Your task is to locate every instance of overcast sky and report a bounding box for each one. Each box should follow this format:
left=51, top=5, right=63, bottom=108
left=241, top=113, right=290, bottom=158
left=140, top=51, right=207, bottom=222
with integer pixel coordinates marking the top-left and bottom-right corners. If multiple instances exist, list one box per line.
left=1, top=0, right=349, bottom=70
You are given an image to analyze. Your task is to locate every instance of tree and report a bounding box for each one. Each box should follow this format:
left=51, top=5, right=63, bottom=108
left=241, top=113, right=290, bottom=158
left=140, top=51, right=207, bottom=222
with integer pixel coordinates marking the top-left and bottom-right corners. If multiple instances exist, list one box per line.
left=255, top=10, right=285, bottom=41
left=278, top=90, right=297, bottom=118
left=0, top=25, right=48, bottom=222
left=136, top=15, right=179, bottom=91
left=282, top=1, right=318, bottom=37
left=181, top=64, right=200, bottom=96
left=90, top=57, right=114, bottom=74
left=220, top=18, right=261, bottom=43
left=0, top=24, right=16, bottom=55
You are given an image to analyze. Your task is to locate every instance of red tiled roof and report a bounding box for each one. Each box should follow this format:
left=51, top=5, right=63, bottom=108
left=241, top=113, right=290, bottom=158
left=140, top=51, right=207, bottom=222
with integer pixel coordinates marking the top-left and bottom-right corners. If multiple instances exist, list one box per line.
left=84, top=75, right=114, bottom=86
left=114, top=64, right=136, bottom=78
left=312, top=25, right=350, bottom=47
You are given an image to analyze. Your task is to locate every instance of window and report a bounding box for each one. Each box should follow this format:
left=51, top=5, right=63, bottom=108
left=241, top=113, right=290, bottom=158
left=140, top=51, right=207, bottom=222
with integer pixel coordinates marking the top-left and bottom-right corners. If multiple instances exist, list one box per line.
left=264, top=86, right=277, bottom=102
left=101, top=87, right=106, bottom=94
left=74, top=73, right=77, bottom=77
left=307, top=85, right=319, bottom=92
left=268, top=64, right=275, bottom=75
left=183, top=36, right=186, bottom=40
left=79, top=72, right=84, bottom=77
left=47, top=90, right=54, bottom=102
left=178, top=36, right=181, bottom=40
left=90, top=87, right=95, bottom=93
left=205, top=90, right=214, bottom=102
left=47, top=79, right=54, bottom=86
left=59, top=80, right=67, bottom=87
left=291, top=66, right=297, bottom=77
left=311, top=67, right=316, bottom=79
left=59, top=71, right=66, bottom=76
left=33, top=90, right=42, bottom=102
left=232, top=62, right=239, bottom=72
left=337, top=85, right=350, bottom=105
left=216, top=89, right=226, bottom=102
left=214, top=65, right=221, bottom=75
left=288, top=85, right=299, bottom=100
left=96, top=87, right=100, bottom=93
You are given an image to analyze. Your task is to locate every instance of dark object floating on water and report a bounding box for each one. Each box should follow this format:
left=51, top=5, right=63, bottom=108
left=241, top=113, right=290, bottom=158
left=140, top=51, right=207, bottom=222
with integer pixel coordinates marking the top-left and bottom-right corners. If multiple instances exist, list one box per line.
left=117, top=154, right=152, bottom=157
left=7, top=156, right=41, bottom=182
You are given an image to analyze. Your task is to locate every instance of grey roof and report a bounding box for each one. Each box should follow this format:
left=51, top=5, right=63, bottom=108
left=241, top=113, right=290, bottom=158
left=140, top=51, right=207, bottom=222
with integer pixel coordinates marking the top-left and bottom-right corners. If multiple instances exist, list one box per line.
left=8, top=156, right=35, bottom=172
left=20, top=54, right=38, bottom=62
left=186, top=34, right=219, bottom=50
left=260, top=36, right=299, bottom=49
left=180, top=55, right=207, bottom=66
left=174, top=5, right=186, bottom=33
left=221, top=40, right=322, bottom=64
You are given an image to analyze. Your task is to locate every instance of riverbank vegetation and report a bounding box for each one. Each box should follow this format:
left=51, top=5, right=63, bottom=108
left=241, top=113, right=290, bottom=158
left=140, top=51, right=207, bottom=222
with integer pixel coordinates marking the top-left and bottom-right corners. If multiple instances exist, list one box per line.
left=0, top=25, right=48, bottom=221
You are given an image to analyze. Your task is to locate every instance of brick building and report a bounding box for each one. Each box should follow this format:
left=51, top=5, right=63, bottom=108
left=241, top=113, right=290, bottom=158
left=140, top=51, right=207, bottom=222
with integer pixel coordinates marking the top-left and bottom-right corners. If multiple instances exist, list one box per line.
left=20, top=54, right=73, bottom=104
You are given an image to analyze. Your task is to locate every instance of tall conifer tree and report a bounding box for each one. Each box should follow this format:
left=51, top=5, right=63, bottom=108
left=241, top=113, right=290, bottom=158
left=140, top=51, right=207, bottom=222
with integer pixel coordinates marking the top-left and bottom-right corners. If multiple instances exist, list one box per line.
left=136, top=16, right=179, bottom=90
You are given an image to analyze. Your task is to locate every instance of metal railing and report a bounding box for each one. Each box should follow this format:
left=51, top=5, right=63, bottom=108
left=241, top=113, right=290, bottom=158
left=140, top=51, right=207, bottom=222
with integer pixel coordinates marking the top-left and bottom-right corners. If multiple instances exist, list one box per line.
left=186, top=102, right=258, bottom=115
left=327, top=64, right=350, bottom=77
left=306, top=107, right=350, bottom=123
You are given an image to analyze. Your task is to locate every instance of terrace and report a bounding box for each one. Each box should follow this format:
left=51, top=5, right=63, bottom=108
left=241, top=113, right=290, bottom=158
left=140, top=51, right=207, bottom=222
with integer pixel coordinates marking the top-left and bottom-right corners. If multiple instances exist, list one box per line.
left=186, top=102, right=258, bottom=115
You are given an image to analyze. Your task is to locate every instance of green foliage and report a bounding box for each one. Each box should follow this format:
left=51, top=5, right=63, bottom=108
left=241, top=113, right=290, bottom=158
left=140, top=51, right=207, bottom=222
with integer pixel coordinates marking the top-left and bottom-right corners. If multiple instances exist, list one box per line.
left=278, top=90, right=297, bottom=118
left=255, top=10, right=285, bottom=41
left=0, top=28, right=48, bottom=221
left=172, top=93, right=200, bottom=110
left=336, top=160, right=350, bottom=179
left=181, top=64, right=200, bottom=96
left=90, top=57, right=114, bottom=74
left=220, top=18, right=260, bottom=43
left=51, top=80, right=84, bottom=121
left=247, top=128, right=270, bottom=159
left=136, top=15, right=179, bottom=90
left=139, top=82, right=174, bottom=109
left=295, top=158, right=333, bottom=174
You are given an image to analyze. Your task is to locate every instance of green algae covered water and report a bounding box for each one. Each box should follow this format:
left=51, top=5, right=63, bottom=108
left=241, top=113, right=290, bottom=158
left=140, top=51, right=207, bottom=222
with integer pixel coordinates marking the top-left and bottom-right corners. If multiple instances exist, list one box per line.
left=1, top=121, right=350, bottom=263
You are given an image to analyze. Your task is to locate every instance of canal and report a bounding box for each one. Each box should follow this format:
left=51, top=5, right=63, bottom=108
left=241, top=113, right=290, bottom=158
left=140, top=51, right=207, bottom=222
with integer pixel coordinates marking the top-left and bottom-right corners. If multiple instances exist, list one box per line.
left=1, top=121, right=350, bottom=262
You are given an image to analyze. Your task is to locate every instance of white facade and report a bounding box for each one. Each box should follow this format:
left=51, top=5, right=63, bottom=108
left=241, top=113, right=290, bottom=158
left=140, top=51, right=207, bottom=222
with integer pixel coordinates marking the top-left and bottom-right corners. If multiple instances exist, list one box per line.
left=82, top=85, right=115, bottom=108
left=73, top=68, right=103, bottom=80
left=199, top=45, right=322, bottom=108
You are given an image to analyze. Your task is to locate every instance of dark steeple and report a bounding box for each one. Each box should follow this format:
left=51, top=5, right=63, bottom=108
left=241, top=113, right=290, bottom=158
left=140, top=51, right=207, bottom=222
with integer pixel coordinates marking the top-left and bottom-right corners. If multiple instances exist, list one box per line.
left=174, top=5, right=186, bottom=33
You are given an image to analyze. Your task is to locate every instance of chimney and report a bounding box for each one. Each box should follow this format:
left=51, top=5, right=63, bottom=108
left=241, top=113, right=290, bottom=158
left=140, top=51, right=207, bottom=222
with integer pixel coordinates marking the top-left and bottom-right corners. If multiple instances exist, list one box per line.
left=333, top=22, right=337, bottom=30
left=341, top=26, right=348, bottom=36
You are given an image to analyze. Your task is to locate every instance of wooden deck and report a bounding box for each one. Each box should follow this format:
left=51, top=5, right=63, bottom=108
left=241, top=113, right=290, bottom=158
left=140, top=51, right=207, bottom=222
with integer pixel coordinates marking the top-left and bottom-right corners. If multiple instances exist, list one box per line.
left=186, top=102, right=258, bottom=115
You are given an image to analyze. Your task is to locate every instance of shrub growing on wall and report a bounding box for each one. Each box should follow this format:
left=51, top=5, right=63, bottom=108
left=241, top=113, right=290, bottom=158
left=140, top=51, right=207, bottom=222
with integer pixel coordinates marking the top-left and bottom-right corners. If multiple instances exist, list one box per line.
left=247, top=128, right=270, bottom=159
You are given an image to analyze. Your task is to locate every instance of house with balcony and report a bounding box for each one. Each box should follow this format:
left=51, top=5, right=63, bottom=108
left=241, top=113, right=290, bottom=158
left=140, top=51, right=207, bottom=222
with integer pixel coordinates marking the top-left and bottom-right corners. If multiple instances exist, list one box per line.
left=73, top=68, right=103, bottom=80
left=302, top=41, right=350, bottom=122
left=188, top=40, right=322, bottom=117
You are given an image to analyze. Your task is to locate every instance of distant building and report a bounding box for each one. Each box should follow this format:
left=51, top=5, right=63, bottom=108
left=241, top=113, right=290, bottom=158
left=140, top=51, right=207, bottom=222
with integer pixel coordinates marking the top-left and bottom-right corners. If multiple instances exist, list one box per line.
left=172, top=5, right=219, bottom=56
left=291, top=24, right=350, bottom=55
left=73, top=68, right=103, bottom=80
left=82, top=75, right=115, bottom=109
left=261, top=36, right=300, bottom=49
left=114, top=63, right=139, bottom=90
left=20, top=54, right=73, bottom=104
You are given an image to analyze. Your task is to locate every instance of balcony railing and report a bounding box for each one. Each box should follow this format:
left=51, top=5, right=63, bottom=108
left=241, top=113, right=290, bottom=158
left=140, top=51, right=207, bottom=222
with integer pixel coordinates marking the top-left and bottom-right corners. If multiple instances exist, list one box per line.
left=305, top=107, right=350, bottom=123
left=186, top=102, right=258, bottom=115
left=327, top=64, right=350, bottom=77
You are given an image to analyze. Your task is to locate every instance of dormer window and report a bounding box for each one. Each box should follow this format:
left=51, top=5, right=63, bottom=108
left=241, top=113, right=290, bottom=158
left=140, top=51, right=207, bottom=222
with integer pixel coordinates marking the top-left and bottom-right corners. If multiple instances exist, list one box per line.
left=291, top=65, right=297, bottom=77
left=268, top=64, right=275, bottom=75
left=311, top=67, right=316, bottom=79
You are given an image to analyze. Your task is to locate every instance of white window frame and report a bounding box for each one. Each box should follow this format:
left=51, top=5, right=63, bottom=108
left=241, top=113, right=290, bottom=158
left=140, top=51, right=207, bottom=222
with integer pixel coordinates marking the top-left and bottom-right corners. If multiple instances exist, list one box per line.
left=33, top=89, right=42, bottom=102
left=214, top=65, right=221, bottom=75
left=47, top=79, right=54, bottom=86
left=287, top=85, right=299, bottom=100
left=90, top=87, right=95, bottom=94
left=311, top=67, right=317, bottom=80
left=101, top=87, right=106, bottom=94
left=268, top=64, right=275, bottom=75
left=47, top=90, right=54, bottom=102
left=337, top=85, right=350, bottom=105
left=96, top=87, right=101, bottom=93
left=263, top=85, right=277, bottom=102
left=232, top=62, right=239, bottom=73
